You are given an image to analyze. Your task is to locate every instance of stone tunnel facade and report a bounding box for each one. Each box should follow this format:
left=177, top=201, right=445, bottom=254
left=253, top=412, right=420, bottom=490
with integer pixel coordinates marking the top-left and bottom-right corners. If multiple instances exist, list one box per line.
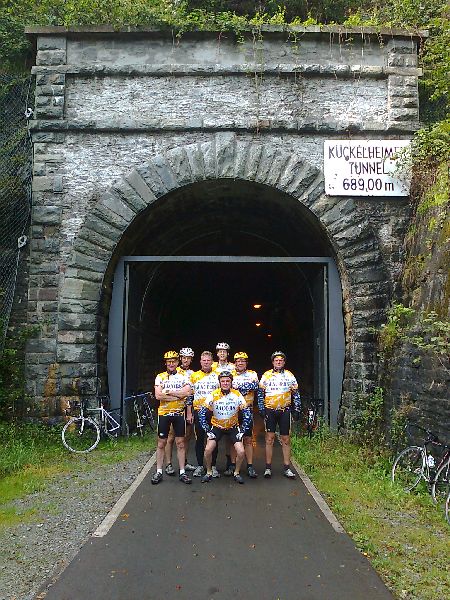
left=24, top=26, right=423, bottom=423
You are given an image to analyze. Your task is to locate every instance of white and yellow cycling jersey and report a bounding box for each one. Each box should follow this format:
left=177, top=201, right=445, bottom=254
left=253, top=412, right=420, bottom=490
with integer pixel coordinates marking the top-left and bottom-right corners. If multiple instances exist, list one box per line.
left=190, top=369, right=219, bottom=410
left=155, top=370, right=190, bottom=416
left=177, top=366, right=193, bottom=379
left=259, top=369, right=298, bottom=410
left=205, top=388, right=247, bottom=429
left=232, top=369, right=259, bottom=407
left=212, top=361, right=235, bottom=375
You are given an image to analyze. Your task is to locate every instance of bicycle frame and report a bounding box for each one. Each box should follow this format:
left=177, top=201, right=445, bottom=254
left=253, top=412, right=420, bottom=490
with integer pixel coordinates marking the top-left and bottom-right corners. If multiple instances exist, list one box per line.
left=306, top=398, right=324, bottom=437
left=124, top=391, right=155, bottom=434
left=417, top=435, right=449, bottom=487
left=400, top=423, right=450, bottom=489
left=87, top=399, right=121, bottom=435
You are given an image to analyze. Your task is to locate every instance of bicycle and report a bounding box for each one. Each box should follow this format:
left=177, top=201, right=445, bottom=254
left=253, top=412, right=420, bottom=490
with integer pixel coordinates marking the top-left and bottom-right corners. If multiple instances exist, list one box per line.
left=62, top=396, right=128, bottom=453
left=124, top=391, right=156, bottom=435
left=305, top=397, right=325, bottom=437
left=391, top=423, right=450, bottom=504
left=445, top=491, right=450, bottom=525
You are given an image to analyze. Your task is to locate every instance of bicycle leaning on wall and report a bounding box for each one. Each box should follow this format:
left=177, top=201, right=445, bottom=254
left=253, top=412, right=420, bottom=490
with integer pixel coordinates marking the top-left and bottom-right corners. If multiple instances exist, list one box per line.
left=305, top=397, right=325, bottom=437
left=391, top=422, right=450, bottom=505
left=124, top=391, right=156, bottom=436
left=62, top=395, right=128, bottom=453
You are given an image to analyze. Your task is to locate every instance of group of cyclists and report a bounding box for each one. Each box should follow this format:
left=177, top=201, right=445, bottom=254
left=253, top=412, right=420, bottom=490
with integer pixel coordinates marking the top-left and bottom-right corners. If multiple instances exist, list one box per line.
left=151, top=342, right=301, bottom=486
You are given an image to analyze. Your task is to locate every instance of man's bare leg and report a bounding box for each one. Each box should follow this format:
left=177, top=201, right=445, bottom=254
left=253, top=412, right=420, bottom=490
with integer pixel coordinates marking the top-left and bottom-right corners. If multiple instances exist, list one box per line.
left=203, top=439, right=217, bottom=478
left=233, top=441, right=245, bottom=474
left=175, top=436, right=186, bottom=471
left=156, top=437, right=168, bottom=470
left=164, top=425, right=176, bottom=474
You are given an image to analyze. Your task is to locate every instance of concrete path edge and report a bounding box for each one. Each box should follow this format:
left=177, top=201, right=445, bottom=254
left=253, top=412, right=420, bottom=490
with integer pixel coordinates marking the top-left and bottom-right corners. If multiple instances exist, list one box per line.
left=92, top=451, right=157, bottom=537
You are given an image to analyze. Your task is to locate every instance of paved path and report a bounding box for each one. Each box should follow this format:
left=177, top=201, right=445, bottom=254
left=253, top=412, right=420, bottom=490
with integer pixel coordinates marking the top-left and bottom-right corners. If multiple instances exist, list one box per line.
left=38, top=423, right=392, bottom=600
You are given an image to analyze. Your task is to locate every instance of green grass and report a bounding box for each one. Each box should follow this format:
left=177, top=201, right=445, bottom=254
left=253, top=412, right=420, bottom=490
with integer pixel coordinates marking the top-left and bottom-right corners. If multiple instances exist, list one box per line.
left=291, top=431, right=449, bottom=600
left=0, top=422, right=155, bottom=528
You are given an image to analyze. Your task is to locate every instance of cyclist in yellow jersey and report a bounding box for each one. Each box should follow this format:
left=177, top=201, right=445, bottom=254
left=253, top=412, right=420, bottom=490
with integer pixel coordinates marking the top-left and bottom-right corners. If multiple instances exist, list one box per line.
left=231, top=352, right=259, bottom=478
left=164, top=348, right=196, bottom=476
left=189, top=351, right=220, bottom=477
left=258, top=351, right=301, bottom=479
left=199, top=371, right=250, bottom=484
left=212, top=342, right=235, bottom=374
left=151, top=351, right=193, bottom=485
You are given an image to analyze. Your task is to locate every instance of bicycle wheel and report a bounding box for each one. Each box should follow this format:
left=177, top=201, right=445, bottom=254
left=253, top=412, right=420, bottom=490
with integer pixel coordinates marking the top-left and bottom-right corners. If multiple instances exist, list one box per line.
left=62, top=417, right=100, bottom=453
left=141, top=403, right=156, bottom=434
left=431, top=458, right=450, bottom=505
left=445, top=491, right=450, bottom=525
left=392, top=446, right=425, bottom=492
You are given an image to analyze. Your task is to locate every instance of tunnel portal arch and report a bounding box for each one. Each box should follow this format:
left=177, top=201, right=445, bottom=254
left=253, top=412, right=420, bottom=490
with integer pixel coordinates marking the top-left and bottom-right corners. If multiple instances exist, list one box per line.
left=58, top=134, right=389, bottom=426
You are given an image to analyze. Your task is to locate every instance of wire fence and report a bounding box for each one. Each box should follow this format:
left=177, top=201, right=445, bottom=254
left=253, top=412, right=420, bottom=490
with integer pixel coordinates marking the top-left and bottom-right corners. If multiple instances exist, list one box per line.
left=0, top=75, right=33, bottom=351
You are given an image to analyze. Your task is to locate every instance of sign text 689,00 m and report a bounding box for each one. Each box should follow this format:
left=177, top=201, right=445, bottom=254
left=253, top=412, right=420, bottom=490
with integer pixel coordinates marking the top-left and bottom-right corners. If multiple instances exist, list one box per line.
left=342, top=178, right=395, bottom=193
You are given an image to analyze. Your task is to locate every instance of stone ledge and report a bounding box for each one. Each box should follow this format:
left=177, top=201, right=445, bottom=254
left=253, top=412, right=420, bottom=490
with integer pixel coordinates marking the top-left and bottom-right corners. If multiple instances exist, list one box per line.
left=28, top=118, right=421, bottom=134
left=30, top=63, right=423, bottom=77
left=24, top=25, right=428, bottom=39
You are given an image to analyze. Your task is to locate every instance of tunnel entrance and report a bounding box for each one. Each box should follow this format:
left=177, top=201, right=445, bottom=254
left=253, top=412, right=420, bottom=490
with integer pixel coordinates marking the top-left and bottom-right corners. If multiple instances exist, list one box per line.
left=105, top=179, right=345, bottom=426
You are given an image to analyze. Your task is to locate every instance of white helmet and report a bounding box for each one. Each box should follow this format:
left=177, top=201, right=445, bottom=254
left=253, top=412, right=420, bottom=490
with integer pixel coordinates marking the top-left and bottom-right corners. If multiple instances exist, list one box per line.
left=179, top=347, right=194, bottom=357
left=216, top=342, right=230, bottom=350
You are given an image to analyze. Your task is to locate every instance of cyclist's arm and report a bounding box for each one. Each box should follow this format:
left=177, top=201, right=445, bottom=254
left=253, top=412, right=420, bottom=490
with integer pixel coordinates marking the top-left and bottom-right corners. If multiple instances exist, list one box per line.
left=185, top=396, right=193, bottom=421
left=169, top=384, right=192, bottom=399
left=257, top=387, right=266, bottom=412
left=154, top=384, right=167, bottom=402
left=198, top=406, right=210, bottom=431
left=237, top=381, right=258, bottom=396
left=241, top=405, right=252, bottom=431
left=155, top=383, right=191, bottom=401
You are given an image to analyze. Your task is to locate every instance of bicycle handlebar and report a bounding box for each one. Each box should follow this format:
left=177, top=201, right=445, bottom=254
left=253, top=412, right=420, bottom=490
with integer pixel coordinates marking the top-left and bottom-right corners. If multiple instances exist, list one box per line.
left=124, top=391, right=153, bottom=401
left=406, top=422, right=441, bottom=445
left=308, top=397, right=325, bottom=416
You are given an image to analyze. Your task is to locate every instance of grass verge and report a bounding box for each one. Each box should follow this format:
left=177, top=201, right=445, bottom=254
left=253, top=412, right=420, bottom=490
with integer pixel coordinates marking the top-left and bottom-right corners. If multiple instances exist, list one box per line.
left=291, top=431, right=449, bottom=600
left=0, top=421, right=155, bottom=528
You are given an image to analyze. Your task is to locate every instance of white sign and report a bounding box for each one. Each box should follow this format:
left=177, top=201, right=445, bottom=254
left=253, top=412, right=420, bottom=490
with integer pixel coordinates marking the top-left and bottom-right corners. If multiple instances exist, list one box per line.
left=324, top=140, right=411, bottom=197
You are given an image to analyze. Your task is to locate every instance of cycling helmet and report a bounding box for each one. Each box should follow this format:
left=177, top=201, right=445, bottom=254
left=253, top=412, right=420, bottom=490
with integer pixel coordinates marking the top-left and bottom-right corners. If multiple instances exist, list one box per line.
left=164, top=350, right=179, bottom=360
left=216, top=342, right=230, bottom=350
left=234, top=352, right=248, bottom=360
left=218, top=370, right=233, bottom=380
left=271, top=351, right=286, bottom=360
left=179, top=347, right=194, bottom=357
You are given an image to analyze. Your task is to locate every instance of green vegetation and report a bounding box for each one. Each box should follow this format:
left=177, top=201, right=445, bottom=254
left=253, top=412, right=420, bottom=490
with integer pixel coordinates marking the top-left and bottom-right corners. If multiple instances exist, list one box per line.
left=376, top=303, right=449, bottom=366
left=0, top=421, right=155, bottom=528
left=346, top=386, right=386, bottom=446
left=292, top=432, right=449, bottom=600
left=0, top=326, right=38, bottom=420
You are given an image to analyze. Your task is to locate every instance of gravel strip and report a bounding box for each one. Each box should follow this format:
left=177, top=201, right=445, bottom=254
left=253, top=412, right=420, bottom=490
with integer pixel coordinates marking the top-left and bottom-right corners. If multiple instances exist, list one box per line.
left=0, top=451, right=153, bottom=600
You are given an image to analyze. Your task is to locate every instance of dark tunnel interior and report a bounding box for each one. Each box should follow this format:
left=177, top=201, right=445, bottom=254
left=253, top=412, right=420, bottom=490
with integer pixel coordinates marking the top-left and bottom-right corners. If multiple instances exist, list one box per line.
left=108, top=179, right=335, bottom=397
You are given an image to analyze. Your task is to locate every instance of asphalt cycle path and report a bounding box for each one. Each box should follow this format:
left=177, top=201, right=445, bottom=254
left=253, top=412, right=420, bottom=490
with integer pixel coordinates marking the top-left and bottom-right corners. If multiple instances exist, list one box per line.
left=38, top=421, right=393, bottom=600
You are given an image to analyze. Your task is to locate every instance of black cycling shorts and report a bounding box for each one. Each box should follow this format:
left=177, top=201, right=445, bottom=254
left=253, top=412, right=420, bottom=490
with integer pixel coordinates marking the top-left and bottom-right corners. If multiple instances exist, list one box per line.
left=210, top=426, right=242, bottom=445
left=158, top=414, right=186, bottom=439
left=238, top=411, right=253, bottom=437
left=264, top=408, right=291, bottom=436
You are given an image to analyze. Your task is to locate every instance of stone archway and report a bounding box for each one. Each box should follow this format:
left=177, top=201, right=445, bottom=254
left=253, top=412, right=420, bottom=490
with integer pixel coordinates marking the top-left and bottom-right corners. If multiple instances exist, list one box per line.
left=57, top=133, right=388, bottom=422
